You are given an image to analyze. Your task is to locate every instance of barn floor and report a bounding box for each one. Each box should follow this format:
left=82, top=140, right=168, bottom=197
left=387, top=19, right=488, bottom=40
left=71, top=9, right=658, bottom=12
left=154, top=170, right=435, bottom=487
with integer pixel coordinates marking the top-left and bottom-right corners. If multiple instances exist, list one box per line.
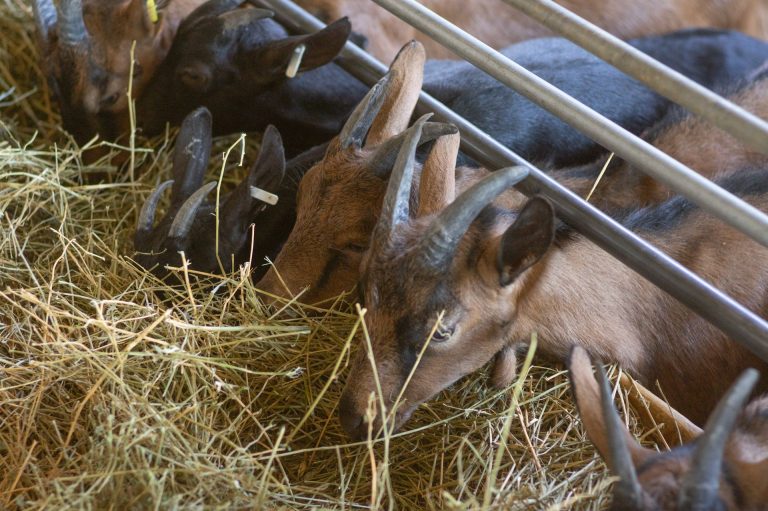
left=0, top=2, right=662, bottom=509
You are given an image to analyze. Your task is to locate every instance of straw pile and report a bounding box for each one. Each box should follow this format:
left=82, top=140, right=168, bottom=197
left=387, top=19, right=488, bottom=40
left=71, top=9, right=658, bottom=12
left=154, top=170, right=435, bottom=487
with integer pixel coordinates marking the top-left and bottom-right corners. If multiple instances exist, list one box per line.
left=0, top=2, right=663, bottom=509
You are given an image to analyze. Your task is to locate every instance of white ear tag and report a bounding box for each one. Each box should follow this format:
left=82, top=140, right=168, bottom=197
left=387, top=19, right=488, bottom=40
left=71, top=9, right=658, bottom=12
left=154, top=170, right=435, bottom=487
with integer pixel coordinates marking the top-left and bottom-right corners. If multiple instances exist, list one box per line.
left=250, top=186, right=279, bottom=206
left=285, top=44, right=307, bottom=78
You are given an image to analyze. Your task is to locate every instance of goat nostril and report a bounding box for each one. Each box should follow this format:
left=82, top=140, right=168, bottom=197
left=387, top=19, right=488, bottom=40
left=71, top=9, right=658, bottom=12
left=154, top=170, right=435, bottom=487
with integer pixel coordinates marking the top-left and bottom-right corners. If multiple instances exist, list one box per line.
left=101, top=92, right=119, bottom=108
left=339, top=393, right=368, bottom=440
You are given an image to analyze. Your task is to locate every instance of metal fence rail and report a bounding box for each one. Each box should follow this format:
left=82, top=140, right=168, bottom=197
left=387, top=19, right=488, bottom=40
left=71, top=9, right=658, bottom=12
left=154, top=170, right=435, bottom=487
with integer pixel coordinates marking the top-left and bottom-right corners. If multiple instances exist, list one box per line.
left=257, top=0, right=768, bottom=361
left=502, top=0, right=768, bottom=154
left=372, top=0, right=768, bottom=249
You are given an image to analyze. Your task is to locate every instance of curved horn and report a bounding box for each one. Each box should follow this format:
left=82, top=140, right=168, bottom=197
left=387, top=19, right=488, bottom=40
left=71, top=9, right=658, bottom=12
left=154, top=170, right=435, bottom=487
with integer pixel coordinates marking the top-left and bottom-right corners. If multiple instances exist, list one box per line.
left=595, top=363, right=645, bottom=510
left=59, top=0, right=90, bottom=47
left=168, top=181, right=217, bottom=240
left=338, top=73, right=392, bottom=150
left=136, top=179, right=174, bottom=238
left=374, top=114, right=430, bottom=238
left=678, top=369, right=759, bottom=511
left=171, top=108, right=213, bottom=205
left=32, top=0, right=58, bottom=45
left=221, top=8, right=274, bottom=33
left=419, top=166, right=529, bottom=269
left=178, top=0, right=248, bottom=35
left=368, top=122, right=458, bottom=177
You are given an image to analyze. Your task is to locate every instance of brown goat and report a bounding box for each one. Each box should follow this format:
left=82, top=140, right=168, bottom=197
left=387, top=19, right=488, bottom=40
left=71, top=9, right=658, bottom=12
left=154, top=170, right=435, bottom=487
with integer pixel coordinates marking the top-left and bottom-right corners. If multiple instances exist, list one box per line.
left=32, top=0, right=205, bottom=143
left=257, top=41, right=589, bottom=303
left=584, top=74, right=768, bottom=209
left=257, top=42, right=768, bottom=306
left=569, top=346, right=768, bottom=511
left=336, top=114, right=768, bottom=439
left=257, top=42, right=466, bottom=303
left=293, top=0, right=768, bottom=61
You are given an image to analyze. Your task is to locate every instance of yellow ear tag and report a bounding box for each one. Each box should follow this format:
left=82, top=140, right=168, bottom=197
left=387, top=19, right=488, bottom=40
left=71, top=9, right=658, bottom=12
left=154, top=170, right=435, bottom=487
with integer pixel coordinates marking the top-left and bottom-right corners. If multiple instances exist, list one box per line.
left=147, top=0, right=159, bottom=24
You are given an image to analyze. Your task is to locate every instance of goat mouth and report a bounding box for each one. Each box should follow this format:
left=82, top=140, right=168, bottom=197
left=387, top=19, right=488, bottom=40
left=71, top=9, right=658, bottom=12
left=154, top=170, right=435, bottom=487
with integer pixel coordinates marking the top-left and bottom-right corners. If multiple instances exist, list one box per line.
left=339, top=402, right=418, bottom=442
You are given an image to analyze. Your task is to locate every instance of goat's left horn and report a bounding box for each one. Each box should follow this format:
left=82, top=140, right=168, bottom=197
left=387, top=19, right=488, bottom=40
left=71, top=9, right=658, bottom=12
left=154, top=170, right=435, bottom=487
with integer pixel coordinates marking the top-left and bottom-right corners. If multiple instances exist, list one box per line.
left=137, top=180, right=174, bottom=237
left=59, top=0, right=90, bottom=46
left=677, top=368, right=759, bottom=511
left=32, top=0, right=58, bottom=45
left=168, top=181, right=217, bottom=240
left=374, top=114, right=430, bottom=238
left=368, top=122, right=458, bottom=177
left=419, top=166, right=528, bottom=269
left=338, top=73, right=392, bottom=150
left=595, top=362, right=645, bottom=511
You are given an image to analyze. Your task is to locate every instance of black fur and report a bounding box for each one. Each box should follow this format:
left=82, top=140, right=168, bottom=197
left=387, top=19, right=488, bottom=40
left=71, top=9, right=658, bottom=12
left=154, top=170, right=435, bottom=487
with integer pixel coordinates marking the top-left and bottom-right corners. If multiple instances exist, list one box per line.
left=139, top=5, right=768, bottom=163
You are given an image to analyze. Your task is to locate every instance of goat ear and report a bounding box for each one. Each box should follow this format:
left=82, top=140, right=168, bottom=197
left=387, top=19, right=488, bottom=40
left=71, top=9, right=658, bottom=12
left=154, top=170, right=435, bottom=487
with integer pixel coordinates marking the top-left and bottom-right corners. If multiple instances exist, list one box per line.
left=567, top=347, right=653, bottom=469
left=260, top=18, right=351, bottom=78
left=118, top=0, right=154, bottom=33
left=496, top=197, right=555, bottom=286
left=418, top=132, right=459, bottom=217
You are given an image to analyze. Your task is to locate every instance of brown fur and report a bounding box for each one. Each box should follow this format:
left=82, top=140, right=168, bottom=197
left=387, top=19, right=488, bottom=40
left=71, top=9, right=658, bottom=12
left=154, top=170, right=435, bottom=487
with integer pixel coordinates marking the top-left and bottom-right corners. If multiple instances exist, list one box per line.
left=257, top=41, right=433, bottom=304
left=78, top=0, right=205, bottom=113
left=337, top=121, right=768, bottom=438
left=570, top=347, right=768, bottom=510
left=591, top=77, right=768, bottom=209
left=294, top=0, right=768, bottom=61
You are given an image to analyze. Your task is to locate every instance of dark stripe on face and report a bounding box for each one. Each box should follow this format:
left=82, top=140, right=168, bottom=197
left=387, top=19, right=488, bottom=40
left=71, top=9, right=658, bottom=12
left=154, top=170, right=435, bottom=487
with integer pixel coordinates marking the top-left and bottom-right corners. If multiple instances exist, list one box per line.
left=315, top=251, right=343, bottom=291
left=721, top=462, right=746, bottom=510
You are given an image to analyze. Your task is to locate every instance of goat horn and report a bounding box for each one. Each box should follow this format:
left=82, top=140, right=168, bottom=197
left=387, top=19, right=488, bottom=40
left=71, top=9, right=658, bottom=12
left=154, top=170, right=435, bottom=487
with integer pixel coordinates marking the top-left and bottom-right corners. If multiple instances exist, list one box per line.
left=374, top=114, right=430, bottom=238
left=171, top=107, right=213, bottom=205
left=677, top=368, right=759, bottom=511
left=338, top=73, right=392, bottom=150
left=168, top=181, right=217, bottom=240
left=595, top=362, right=645, bottom=510
left=32, top=0, right=58, bottom=45
left=136, top=180, right=174, bottom=237
left=59, top=0, right=90, bottom=47
left=368, top=122, right=459, bottom=177
left=221, top=8, right=274, bottom=33
left=419, top=166, right=528, bottom=269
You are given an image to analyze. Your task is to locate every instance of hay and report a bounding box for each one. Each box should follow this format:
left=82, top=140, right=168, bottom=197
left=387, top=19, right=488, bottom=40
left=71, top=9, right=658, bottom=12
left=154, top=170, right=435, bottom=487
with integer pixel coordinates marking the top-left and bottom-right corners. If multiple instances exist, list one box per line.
left=0, top=3, right=663, bottom=509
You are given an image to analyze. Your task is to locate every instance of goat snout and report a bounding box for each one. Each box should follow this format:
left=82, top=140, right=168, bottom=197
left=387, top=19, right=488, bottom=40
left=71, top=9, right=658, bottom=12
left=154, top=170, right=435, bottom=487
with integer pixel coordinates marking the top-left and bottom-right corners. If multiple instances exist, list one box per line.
left=338, top=392, right=369, bottom=441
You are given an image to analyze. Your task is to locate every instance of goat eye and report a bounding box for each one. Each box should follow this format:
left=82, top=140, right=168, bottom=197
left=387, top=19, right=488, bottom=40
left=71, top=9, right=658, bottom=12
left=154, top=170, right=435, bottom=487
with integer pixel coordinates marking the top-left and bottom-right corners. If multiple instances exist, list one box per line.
left=101, top=92, right=119, bottom=108
left=344, top=242, right=367, bottom=254
left=432, top=322, right=455, bottom=343
left=331, top=242, right=367, bottom=257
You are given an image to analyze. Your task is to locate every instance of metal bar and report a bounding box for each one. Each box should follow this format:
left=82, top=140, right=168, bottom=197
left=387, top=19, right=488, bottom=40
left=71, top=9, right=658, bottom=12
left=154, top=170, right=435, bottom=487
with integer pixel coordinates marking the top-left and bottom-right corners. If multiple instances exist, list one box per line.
left=501, top=0, right=768, bottom=154
left=257, top=0, right=768, bottom=361
left=371, top=0, right=768, bottom=250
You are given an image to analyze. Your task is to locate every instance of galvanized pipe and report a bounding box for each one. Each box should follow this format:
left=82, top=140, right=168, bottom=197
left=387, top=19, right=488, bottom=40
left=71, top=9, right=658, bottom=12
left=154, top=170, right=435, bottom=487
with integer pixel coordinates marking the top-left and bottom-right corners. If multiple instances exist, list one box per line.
left=501, top=0, right=768, bottom=155
left=371, top=0, right=768, bottom=250
left=257, top=0, right=768, bottom=360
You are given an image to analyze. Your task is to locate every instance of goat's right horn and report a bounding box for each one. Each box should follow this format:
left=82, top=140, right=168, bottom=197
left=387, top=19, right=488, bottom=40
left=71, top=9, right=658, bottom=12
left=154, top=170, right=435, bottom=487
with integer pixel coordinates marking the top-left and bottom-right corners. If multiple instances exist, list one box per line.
left=136, top=179, right=174, bottom=239
left=168, top=181, right=217, bottom=240
left=338, top=73, right=392, bottom=150
left=419, top=166, right=528, bottom=269
left=374, top=114, right=430, bottom=238
left=59, top=0, right=90, bottom=47
left=677, top=369, right=759, bottom=511
left=595, top=362, right=645, bottom=511
left=32, top=0, right=58, bottom=45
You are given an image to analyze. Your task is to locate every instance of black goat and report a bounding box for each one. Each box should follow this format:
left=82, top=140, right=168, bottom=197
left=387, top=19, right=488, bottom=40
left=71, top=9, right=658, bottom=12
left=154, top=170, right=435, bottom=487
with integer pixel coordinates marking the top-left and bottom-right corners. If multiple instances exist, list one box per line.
left=138, top=0, right=768, bottom=164
left=134, top=107, right=325, bottom=282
